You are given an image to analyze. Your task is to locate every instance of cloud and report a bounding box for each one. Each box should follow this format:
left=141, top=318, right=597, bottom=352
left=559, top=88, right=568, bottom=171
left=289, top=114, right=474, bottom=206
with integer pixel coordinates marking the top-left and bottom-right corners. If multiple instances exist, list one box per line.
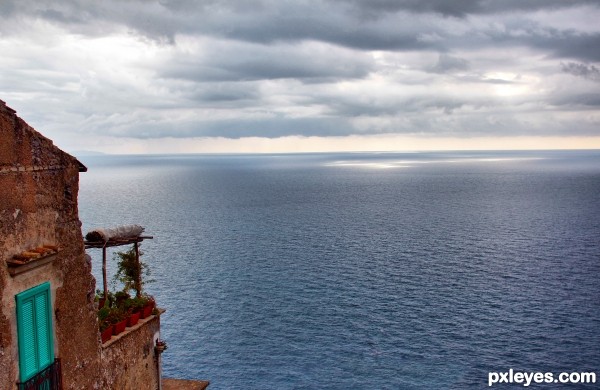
left=0, top=0, right=599, bottom=151
left=536, top=31, right=600, bottom=62
left=561, top=62, right=600, bottom=82
left=159, top=40, right=374, bottom=83
left=429, top=54, right=470, bottom=73
left=338, top=0, right=600, bottom=18
left=92, top=113, right=353, bottom=139
left=3, top=1, right=599, bottom=59
left=551, top=93, right=600, bottom=108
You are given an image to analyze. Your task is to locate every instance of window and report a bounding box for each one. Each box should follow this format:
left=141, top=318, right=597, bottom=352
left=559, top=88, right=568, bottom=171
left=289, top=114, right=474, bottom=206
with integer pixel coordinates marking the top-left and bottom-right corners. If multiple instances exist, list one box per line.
left=15, top=282, right=55, bottom=382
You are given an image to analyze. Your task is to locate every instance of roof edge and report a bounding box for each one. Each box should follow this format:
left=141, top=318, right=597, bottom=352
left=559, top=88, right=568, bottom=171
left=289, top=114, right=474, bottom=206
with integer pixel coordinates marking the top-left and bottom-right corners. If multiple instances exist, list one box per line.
left=1, top=99, right=87, bottom=173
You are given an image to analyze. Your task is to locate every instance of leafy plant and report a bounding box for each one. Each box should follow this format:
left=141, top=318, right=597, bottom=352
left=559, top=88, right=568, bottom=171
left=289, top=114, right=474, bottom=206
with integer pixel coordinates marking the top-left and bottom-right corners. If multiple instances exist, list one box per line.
left=106, top=307, right=127, bottom=325
left=114, top=291, right=130, bottom=307
left=96, top=289, right=114, bottom=309
left=97, top=244, right=159, bottom=333
left=98, top=307, right=111, bottom=331
left=121, top=296, right=147, bottom=314
left=113, top=245, right=154, bottom=297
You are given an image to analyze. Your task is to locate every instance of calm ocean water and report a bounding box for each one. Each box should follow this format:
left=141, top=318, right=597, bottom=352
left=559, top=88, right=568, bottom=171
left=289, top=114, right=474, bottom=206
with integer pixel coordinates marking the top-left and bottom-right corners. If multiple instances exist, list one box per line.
left=77, top=151, right=600, bottom=389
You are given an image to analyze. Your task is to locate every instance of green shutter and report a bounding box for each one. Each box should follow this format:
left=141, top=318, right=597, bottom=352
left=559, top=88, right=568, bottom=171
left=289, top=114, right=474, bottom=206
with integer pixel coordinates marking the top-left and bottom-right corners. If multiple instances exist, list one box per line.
left=35, top=292, right=53, bottom=368
left=16, top=282, right=55, bottom=382
left=18, top=299, right=37, bottom=380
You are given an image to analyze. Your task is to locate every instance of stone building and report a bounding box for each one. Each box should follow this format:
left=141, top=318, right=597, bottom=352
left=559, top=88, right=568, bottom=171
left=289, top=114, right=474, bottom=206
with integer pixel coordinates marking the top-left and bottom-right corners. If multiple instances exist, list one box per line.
left=0, top=100, right=164, bottom=389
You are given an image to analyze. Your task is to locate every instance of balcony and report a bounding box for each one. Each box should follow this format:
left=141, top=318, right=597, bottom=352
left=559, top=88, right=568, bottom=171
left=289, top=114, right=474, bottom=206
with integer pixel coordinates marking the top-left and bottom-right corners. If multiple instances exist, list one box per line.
left=17, top=358, right=62, bottom=390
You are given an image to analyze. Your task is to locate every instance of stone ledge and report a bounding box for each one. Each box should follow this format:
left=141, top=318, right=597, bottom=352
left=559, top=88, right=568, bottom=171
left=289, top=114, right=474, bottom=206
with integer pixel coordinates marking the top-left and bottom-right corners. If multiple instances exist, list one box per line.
left=6, top=253, right=57, bottom=276
left=102, top=309, right=165, bottom=348
left=163, top=378, right=210, bottom=390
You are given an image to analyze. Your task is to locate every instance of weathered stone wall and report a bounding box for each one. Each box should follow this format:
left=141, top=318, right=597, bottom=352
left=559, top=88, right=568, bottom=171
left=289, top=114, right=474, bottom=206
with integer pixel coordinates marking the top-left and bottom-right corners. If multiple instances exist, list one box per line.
left=0, top=100, right=102, bottom=389
left=1, top=100, right=164, bottom=390
left=100, top=315, right=162, bottom=390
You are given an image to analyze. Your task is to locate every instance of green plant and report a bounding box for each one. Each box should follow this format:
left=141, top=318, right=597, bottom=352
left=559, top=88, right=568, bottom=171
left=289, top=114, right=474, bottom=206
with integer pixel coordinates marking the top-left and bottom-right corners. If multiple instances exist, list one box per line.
left=98, top=304, right=132, bottom=331
left=98, top=307, right=111, bottom=331
left=96, top=289, right=114, bottom=309
left=106, top=307, right=127, bottom=325
left=120, top=296, right=146, bottom=314
left=114, top=291, right=130, bottom=307
left=113, top=245, right=154, bottom=298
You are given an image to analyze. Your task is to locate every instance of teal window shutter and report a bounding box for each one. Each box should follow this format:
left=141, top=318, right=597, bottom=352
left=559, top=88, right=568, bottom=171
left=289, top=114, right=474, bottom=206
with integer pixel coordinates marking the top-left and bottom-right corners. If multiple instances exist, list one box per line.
left=18, top=299, right=37, bottom=380
left=15, top=282, right=55, bottom=382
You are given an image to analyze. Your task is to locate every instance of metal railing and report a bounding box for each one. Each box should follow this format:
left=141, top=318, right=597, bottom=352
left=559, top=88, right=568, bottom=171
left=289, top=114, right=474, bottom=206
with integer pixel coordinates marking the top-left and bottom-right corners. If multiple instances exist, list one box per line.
left=17, top=358, right=62, bottom=390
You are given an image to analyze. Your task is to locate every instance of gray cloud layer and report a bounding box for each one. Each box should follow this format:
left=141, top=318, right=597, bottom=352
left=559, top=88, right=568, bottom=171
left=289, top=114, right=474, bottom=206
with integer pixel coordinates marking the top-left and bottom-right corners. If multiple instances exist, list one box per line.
left=1, top=0, right=599, bottom=144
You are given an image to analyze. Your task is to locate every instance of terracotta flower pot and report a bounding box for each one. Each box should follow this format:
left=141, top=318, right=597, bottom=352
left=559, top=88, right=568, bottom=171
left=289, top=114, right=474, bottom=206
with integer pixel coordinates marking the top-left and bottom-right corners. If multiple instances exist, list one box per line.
left=101, top=325, right=114, bottom=343
left=113, top=319, right=127, bottom=335
left=127, top=312, right=140, bottom=327
left=141, top=305, right=153, bottom=318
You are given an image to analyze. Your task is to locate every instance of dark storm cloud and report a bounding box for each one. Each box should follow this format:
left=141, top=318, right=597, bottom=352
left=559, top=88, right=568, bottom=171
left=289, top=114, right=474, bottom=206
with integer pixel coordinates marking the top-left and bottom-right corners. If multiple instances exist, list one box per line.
left=528, top=30, right=600, bottom=62
left=160, top=41, right=374, bottom=83
left=561, top=62, right=600, bottom=82
left=338, top=0, right=600, bottom=18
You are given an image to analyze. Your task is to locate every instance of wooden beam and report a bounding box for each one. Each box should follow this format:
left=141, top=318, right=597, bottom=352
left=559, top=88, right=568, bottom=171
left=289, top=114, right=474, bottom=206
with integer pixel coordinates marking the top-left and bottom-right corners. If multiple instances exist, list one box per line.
left=102, top=245, right=108, bottom=302
left=134, top=241, right=142, bottom=298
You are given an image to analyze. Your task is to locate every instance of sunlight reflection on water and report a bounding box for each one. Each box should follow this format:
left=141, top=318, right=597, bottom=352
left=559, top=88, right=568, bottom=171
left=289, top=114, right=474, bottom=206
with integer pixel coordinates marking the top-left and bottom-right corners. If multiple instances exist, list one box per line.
left=327, top=157, right=544, bottom=169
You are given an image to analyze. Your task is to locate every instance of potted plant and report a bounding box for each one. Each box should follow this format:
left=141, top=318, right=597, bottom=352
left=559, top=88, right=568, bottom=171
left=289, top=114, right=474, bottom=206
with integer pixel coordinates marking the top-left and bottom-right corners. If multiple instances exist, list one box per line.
left=100, top=325, right=114, bottom=343
left=127, top=310, right=141, bottom=327
left=96, top=289, right=114, bottom=309
left=108, top=308, right=128, bottom=336
left=94, top=290, right=111, bottom=309
left=123, top=296, right=144, bottom=313
left=123, top=297, right=143, bottom=326
left=114, top=291, right=130, bottom=307
left=96, top=244, right=159, bottom=341
left=134, top=295, right=153, bottom=319
left=98, top=307, right=113, bottom=343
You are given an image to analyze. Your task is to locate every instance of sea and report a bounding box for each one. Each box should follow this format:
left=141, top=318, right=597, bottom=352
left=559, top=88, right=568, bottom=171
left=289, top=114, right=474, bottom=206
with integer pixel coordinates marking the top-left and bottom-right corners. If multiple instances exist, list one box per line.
left=77, top=150, right=600, bottom=389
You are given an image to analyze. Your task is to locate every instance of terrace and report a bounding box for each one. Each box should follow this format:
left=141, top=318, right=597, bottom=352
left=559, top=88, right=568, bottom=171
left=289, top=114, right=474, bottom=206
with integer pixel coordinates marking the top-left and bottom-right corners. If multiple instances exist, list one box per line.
left=84, top=225, right=165, bottom=388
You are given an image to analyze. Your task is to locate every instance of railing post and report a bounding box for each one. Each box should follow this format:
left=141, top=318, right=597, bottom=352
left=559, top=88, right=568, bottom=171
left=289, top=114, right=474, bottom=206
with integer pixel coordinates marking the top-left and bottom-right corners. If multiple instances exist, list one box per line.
left=102, top=244, right=108, bottom=303
left=134, top=241, right=142, bottom=298
left=17, top=358, right=62, bottom=390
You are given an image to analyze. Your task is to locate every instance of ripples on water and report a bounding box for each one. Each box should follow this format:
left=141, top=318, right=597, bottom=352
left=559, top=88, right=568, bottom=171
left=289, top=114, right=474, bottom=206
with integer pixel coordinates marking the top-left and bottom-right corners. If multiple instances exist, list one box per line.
left=78, top=151, right=600, bottom=389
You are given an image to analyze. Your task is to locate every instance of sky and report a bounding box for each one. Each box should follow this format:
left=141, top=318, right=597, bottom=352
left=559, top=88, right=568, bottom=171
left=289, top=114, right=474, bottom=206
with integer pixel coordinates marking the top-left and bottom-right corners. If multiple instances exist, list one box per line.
left=1, top=0, right=599, bottom=154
